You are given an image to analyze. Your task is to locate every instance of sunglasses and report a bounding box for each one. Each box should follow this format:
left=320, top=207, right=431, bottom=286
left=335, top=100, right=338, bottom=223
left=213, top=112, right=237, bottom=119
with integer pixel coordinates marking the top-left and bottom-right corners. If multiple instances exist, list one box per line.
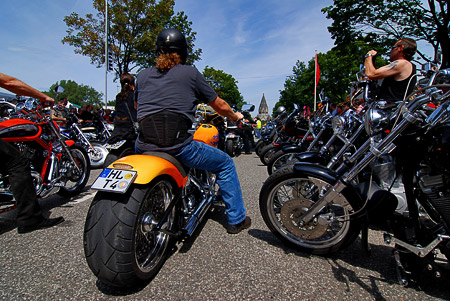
left=391, top=45, right=401, bottom=51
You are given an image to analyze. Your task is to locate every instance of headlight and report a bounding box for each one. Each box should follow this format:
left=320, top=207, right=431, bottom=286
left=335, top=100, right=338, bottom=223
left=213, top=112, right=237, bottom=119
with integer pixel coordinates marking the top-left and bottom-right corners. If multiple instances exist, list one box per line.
left=332, top=116, right=346, bottom=135
left=364, top=107, right=390, bottom=136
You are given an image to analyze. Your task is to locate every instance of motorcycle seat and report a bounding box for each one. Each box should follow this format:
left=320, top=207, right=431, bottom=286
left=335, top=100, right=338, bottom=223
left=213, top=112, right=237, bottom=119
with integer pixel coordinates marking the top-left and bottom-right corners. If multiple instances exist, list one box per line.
left=143, top=151, right=189, bottom=178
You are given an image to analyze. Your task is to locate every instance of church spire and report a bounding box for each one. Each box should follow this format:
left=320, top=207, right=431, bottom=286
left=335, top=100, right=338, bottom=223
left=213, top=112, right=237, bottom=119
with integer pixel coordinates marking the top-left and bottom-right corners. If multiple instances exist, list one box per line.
left=257, top=93, right=269, bottom=121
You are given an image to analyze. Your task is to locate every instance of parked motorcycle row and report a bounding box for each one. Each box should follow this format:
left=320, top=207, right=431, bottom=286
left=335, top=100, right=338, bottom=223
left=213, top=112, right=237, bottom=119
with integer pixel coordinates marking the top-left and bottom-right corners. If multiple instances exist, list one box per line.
left=2, top=62, right=450, bottom=291
left=257, top=63, right=450, bottom=285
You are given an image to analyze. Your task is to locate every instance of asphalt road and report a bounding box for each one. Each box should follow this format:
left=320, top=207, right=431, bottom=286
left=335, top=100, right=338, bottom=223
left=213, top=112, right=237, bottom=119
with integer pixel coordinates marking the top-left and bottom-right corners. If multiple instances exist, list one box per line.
left=0, top=153, right=449, bottom=300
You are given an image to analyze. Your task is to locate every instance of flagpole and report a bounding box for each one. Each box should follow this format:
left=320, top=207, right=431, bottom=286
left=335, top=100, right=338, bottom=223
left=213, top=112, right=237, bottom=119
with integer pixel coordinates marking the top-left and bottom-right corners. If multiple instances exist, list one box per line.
left=314, top=50, right=317, bottom=112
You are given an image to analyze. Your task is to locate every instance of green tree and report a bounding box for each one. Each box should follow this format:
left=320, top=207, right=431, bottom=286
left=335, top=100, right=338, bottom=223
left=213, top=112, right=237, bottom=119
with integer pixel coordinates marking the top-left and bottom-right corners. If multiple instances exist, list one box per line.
left=202, top=66, right=245, bottom=108
left=46, top=80, right=103, bottom=105
left=62, top=0, right=202, bottom=76
left=322, top=0, right=450, bottom=68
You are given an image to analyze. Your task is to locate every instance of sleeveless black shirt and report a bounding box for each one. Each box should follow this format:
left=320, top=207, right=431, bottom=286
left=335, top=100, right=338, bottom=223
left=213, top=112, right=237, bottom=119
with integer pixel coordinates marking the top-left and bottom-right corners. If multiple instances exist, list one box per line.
left=378, top=62, right=417, bottom=101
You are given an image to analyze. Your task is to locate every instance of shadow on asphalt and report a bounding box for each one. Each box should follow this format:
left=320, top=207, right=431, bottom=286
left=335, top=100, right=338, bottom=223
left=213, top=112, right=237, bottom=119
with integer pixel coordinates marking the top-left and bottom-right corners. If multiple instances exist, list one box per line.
left=0, top=186, right=91, bottom=235
left=334, top=240, right=450, bottom=300
left=248, top=228, right=450, bottom=299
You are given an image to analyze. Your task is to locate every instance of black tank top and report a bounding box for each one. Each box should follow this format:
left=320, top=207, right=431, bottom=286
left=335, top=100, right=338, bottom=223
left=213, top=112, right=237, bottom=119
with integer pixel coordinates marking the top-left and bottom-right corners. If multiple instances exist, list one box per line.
left=378, top=62, right=416, bottom=101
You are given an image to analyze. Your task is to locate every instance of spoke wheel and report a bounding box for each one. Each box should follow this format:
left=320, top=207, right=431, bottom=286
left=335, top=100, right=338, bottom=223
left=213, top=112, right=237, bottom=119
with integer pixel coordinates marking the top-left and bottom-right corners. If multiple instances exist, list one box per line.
left=135, top=180, right=174, bottom=273
left=260, top=166, right=362, bottom=255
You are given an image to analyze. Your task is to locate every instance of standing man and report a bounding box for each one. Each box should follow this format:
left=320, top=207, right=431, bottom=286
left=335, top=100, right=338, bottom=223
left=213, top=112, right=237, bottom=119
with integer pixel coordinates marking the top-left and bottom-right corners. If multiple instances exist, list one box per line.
left=0, top=73, right=64, bottom=234
left=364, top=38, right=417, bottom=101
left=135, top=28, right=251, bottom=234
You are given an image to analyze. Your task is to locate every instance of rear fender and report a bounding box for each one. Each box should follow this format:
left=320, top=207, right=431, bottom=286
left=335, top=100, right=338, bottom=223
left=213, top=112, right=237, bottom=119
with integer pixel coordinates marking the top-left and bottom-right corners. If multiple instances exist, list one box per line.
left=107, top=154, right=188, bottom=187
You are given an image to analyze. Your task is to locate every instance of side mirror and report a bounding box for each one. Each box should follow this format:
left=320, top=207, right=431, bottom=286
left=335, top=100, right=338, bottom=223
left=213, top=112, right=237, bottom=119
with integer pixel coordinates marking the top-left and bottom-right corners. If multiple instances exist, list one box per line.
left=54, top=85, right=65, bottom=94
left=241, top=104, right=255, bottom=112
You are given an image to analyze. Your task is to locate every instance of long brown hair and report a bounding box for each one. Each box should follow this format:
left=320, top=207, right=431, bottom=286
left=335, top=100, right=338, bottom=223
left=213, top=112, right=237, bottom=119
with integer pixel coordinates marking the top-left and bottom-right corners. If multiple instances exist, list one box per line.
left=119, top=73, right=135, bottom=101
left=156, top=53, right=183, bottom=72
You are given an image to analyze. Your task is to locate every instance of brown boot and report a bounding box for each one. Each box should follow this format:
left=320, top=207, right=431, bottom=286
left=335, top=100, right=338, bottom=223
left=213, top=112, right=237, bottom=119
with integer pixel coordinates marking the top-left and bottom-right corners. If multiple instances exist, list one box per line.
left=227, top=216, right=251, bottom=234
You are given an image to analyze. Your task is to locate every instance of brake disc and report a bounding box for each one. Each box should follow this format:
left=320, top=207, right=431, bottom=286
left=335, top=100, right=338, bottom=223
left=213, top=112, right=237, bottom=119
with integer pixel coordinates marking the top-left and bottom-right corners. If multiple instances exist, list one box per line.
left=280, top=198, right=328, bottom=239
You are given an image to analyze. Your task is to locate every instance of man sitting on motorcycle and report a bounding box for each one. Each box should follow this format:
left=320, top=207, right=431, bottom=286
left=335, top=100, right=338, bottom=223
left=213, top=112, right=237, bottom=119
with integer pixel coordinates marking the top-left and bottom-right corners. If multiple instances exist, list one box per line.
left=364, top=38, right=417, bottom=101
left=0, top=72, right=64, bottom=234
left=134, top=28, right=251, bottom=234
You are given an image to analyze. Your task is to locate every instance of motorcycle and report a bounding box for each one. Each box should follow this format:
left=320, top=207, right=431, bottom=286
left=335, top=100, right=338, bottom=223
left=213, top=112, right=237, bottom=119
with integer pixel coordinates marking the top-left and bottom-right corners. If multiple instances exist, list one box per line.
left=81, top=111, right=113, bottom=144
left=259, top=67, right=450, bottom=285
left=0, top=87, right=90, bottom=213
left=61, top=112, right=109, bottom=169
left=223, top=104, right=256, bottom=157
left=224, top=119, right=244, bottom=157
left=254, top=106, right=287, bottom=157
left=83, top=104, right=226, bottom=287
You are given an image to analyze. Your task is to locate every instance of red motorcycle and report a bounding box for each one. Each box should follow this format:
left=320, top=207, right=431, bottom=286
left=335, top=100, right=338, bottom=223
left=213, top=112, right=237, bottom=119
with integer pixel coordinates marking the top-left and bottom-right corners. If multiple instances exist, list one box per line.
left=0, top=87, right=90, bottom=213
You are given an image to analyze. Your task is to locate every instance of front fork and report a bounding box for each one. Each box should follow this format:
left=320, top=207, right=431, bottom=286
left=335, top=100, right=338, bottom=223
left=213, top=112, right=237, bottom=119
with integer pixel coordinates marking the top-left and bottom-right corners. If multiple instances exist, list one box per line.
left=47, top=117, right=81, bottom=173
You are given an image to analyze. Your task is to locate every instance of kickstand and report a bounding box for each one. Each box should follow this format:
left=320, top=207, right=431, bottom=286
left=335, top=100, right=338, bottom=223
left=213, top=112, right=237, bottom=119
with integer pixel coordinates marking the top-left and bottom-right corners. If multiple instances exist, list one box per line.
left=393, top=250, right=411, bottom=286
left=360, top=222, right=371, bottom=256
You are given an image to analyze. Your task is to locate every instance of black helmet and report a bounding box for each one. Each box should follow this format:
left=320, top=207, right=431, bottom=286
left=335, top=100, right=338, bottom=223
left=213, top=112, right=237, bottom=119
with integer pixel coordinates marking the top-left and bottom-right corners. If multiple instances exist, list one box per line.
left=156, top=28, right=188, bottom=62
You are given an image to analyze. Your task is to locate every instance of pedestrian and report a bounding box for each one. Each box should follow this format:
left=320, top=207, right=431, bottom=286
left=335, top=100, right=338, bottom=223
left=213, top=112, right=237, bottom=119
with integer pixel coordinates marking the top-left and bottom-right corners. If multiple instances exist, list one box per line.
left=0, top=72, right=64, bottom=234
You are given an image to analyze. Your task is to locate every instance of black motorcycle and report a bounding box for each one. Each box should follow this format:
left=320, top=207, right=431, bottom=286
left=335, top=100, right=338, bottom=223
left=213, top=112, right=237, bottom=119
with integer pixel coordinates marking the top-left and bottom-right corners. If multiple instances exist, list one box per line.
left=259, top=68, right=450, bottom=285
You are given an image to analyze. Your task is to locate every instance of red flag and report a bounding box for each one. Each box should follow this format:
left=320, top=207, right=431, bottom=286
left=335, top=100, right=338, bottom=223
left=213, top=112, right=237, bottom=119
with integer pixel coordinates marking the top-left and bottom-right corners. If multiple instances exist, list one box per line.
left=314, top=53, right=320, bottom=94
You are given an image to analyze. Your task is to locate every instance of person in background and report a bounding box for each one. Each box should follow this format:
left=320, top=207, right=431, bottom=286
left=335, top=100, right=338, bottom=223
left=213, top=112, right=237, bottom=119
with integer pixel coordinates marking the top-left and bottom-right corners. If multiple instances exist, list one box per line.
left=103, top=109, right=113, bottom=124
left=80, top=104, right=94, bottom=126
left=51, top=98, right=68, bottom=127
left=0, top=72, right=64, bottom=234
left=364, top=38, right=417, bottom=102
left=254, top=117, right=262, bottom=139
left=107, top=73, right=137, bottom=144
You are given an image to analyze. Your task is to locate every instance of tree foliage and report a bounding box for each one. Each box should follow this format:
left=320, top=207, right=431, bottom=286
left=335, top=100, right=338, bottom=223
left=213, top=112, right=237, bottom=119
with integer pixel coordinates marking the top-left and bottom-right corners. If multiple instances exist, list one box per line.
left=322, top=0, right=450, bottom=68
left=202, top=66, right=245, bottom=109
left=62, top=0, right=202, bottom=76
left=46, top=80, right=103, bottom=106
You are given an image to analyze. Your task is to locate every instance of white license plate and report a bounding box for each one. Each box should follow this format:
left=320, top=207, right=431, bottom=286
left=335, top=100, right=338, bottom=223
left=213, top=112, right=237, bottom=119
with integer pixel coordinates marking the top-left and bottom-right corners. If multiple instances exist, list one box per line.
left=91, top=168, right=137, bottom=193
left=105, top=140, right=126, bottom=150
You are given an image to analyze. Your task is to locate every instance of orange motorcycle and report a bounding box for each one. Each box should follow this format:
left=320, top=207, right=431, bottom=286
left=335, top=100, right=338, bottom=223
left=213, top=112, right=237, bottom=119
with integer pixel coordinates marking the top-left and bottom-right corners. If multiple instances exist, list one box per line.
left=84, top=105, right=222, bottom=288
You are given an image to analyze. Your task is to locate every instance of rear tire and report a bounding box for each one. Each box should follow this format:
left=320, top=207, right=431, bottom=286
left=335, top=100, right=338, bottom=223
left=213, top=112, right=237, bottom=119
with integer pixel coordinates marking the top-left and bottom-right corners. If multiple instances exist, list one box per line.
left=84, top=178, right=177, bottom=287
left=259, top=165, right=362, bottom=255
left=225, top=139, right=235, bottom=157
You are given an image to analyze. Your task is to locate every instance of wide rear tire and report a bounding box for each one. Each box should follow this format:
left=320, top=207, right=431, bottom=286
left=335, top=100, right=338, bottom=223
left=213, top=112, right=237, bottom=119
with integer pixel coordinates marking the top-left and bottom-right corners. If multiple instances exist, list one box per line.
left=259, top=165, right=362, bottom=255
left=84, top=178, right=176, bottom=287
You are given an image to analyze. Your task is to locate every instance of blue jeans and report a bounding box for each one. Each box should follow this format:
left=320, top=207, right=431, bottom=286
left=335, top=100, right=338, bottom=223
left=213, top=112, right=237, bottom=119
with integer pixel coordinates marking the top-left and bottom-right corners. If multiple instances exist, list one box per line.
left=175, top=141, right=247, bottom=225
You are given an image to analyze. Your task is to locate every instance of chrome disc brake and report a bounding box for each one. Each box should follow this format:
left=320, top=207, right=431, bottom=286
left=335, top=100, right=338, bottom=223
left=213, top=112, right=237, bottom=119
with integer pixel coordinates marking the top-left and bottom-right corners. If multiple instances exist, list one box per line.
left=280, top=198, right=328, bottom=239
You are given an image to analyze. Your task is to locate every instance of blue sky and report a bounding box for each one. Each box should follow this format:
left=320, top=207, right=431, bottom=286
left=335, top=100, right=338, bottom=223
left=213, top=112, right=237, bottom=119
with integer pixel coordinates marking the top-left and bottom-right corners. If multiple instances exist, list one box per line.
left=0, top=0, right=335, bottom=112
